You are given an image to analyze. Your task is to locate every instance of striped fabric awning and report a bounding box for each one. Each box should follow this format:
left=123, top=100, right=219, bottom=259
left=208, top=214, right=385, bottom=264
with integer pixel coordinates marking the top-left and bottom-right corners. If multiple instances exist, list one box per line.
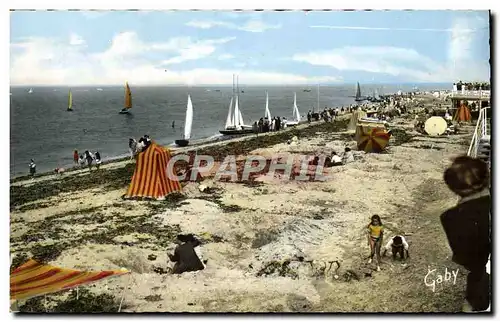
left=10, top=259, right=129, bottom=301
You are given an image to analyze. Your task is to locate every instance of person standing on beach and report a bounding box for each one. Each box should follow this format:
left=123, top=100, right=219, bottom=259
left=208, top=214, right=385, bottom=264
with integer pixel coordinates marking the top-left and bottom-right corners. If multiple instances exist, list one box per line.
left=78, top=154, right=86, bottom=167
left=307, top=111, right=312, bottom=123
left=440, top=156, right=491, bottom=312
left=85, top=150, right=93, bottom=171
left=95, top=151, right=102, bottom=170
left=73, top=150, right=79, bottom=166
left=29, top=159, right=36, bottom=177
left=172, top=121, right=175, bottom=129
left=367, top=215, right=383, bottom=271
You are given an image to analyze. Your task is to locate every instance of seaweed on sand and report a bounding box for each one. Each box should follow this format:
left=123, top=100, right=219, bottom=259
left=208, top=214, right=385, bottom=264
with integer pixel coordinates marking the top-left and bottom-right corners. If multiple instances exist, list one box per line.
left=257, top=260, right=299, bottom=279
left=389, top=128, right=415, bottom=146
left=10, top=163, right=136, bottom=209
left=19, top=288, right=127, bottom=313
left=196, top=192, right=243, bottom=213
left=10, top=252, right=29, bottom=273
left=30, top=243, right=71, bottom=263
left=251, top=229, right=279, bottom=249
left=146, top=192, right=188, bottom=215
left=12, top=205, right=181, bottom=262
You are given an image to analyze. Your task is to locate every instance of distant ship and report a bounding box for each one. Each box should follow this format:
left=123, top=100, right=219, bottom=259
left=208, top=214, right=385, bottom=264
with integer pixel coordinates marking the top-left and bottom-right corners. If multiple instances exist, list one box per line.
left=96, top=88, right=103, bottom=91
left=303, top=89, right=312, bottom=92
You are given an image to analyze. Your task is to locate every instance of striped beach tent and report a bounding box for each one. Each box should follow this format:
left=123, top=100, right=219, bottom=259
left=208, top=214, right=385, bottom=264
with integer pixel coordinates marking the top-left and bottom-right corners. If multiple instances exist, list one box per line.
left=453, top=103, right=472, bottom=123
left=125, top=142, right=182, bottom=199
left=10, top=259, right=129, bottom=302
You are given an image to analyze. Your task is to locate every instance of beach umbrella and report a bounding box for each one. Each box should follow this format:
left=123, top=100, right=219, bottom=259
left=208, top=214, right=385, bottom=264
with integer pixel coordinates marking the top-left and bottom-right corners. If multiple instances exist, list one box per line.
left=10, top=259, right=130, bottom=312
left=355, top=126, right=392, bottom=153
left=424, top=116, right=447, bottom=136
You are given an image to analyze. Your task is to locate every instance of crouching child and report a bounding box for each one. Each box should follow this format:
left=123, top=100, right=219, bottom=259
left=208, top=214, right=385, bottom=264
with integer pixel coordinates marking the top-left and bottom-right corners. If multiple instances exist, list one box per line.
left=383, top=235, right=409, bottom=260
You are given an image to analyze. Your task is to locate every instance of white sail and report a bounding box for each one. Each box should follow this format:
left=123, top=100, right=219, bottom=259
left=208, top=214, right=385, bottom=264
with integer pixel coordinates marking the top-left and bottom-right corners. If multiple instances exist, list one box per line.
left=264, top=91, right=272, bottom=121
left=28, top=88, right=33, bottom=94
left=238, top=100, right=245, bottom=127
left=184, top=95, right=194, bottom=140
left=225, top=97, right=234, bottom=128
left=293, top=92, right=301, bottom=122
left=233, top=96, right=241, bottom=129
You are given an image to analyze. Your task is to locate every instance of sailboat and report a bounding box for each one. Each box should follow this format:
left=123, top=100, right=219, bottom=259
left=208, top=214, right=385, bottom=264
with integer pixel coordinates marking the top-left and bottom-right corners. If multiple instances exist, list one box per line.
left=175, top=94, right=194, bottom=147
left=285, top=92, right=302, bottom=127
left=28, top=88, right=33, bottom=94
left=119, top=82, right=132, bottom=114
left=219, top=75, right=254, bottom=135
left=264, top=91, right=272, bottom=122
left=354, top=82, right=365, bottom=102
left=311, top=84, right=320, bottom=121
left=67, top=89, right=73, bottom=111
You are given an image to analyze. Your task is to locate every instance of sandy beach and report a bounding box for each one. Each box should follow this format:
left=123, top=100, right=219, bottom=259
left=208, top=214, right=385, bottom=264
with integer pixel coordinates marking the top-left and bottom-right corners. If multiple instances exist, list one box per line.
left=10, top=94, right=477, bottom=312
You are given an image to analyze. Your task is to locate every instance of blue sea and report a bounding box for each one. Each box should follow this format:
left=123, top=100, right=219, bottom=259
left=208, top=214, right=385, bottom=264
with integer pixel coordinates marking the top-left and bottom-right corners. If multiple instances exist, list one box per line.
left=10, top=83, right=448, bottom=177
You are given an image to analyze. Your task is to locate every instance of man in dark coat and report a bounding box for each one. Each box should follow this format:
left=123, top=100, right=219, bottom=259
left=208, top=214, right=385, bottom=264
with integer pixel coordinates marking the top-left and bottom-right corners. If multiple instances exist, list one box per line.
left=440, top=156, right=491, bottom=312
left=168, top=234, right=205, bottom=274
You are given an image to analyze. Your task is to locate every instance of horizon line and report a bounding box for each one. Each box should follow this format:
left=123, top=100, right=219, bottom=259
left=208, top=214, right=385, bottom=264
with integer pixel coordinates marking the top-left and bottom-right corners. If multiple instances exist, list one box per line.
left=10, top=82, right=456, bottom=87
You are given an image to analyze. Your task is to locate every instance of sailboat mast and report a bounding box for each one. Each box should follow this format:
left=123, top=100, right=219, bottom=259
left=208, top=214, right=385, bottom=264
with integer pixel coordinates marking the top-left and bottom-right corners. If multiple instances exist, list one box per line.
left=317, top=84, right=320, bottom=112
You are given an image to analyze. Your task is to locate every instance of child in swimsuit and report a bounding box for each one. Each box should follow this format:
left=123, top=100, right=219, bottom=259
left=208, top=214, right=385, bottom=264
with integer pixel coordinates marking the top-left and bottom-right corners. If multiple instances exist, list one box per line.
left=367, top=214, right=384, bottom=271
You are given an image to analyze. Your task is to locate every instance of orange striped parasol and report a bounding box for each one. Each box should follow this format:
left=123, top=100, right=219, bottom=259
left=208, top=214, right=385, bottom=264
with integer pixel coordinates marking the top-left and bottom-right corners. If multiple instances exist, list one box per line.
left=10, top=259, right=129, bottom=301
left=355, top=125, right=392, bottom=153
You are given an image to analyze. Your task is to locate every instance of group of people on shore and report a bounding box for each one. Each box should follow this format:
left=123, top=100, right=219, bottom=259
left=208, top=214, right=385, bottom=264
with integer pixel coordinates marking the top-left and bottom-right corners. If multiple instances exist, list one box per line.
left=27, top=149, right=102, bottom=178
left=73, top=149, right=102, bottom=171
left=454, top=81, right=491, bottom=91
left=252, top=116, right=285, bottom=133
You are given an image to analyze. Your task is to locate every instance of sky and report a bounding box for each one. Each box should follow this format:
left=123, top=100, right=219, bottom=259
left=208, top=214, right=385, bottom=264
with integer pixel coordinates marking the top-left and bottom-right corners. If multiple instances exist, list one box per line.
left=9, top=10, right=491, bottom=86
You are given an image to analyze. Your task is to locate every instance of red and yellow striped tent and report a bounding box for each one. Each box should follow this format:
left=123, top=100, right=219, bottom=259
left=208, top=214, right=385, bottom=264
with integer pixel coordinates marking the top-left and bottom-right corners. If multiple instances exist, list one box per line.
left=125, top=142, right=182, bottom=199
left=10, top=259, right=129, bottom=301
left=453, top=104, right=472, bottom=123
left=355, top=126, right=392, bottom=153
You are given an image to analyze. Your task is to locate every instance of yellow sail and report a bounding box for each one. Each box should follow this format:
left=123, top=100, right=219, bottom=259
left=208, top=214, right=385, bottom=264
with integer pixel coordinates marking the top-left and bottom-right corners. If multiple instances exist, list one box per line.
left=125, top=82, right=132, bottom=109
left=68, top=90, right=72, bottom=110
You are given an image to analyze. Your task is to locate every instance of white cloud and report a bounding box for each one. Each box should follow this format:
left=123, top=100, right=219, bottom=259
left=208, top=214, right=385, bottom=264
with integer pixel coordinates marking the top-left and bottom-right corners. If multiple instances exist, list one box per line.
left=218, top=54, right=234, bottom=60
left=292, top=46, right=448, bottom=82
left=80, top=11, right=108, bottom=19
left=310, top=25, right=474, bottom=32
left=186, top=19, right=281, bottom=33
left=447, top=17, right=490, bottom=81
left=69, top=33, right=85, bottom=46
left=294, top=16, right=490, bottom=83
left=10, top=33, right=337, bottom=86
